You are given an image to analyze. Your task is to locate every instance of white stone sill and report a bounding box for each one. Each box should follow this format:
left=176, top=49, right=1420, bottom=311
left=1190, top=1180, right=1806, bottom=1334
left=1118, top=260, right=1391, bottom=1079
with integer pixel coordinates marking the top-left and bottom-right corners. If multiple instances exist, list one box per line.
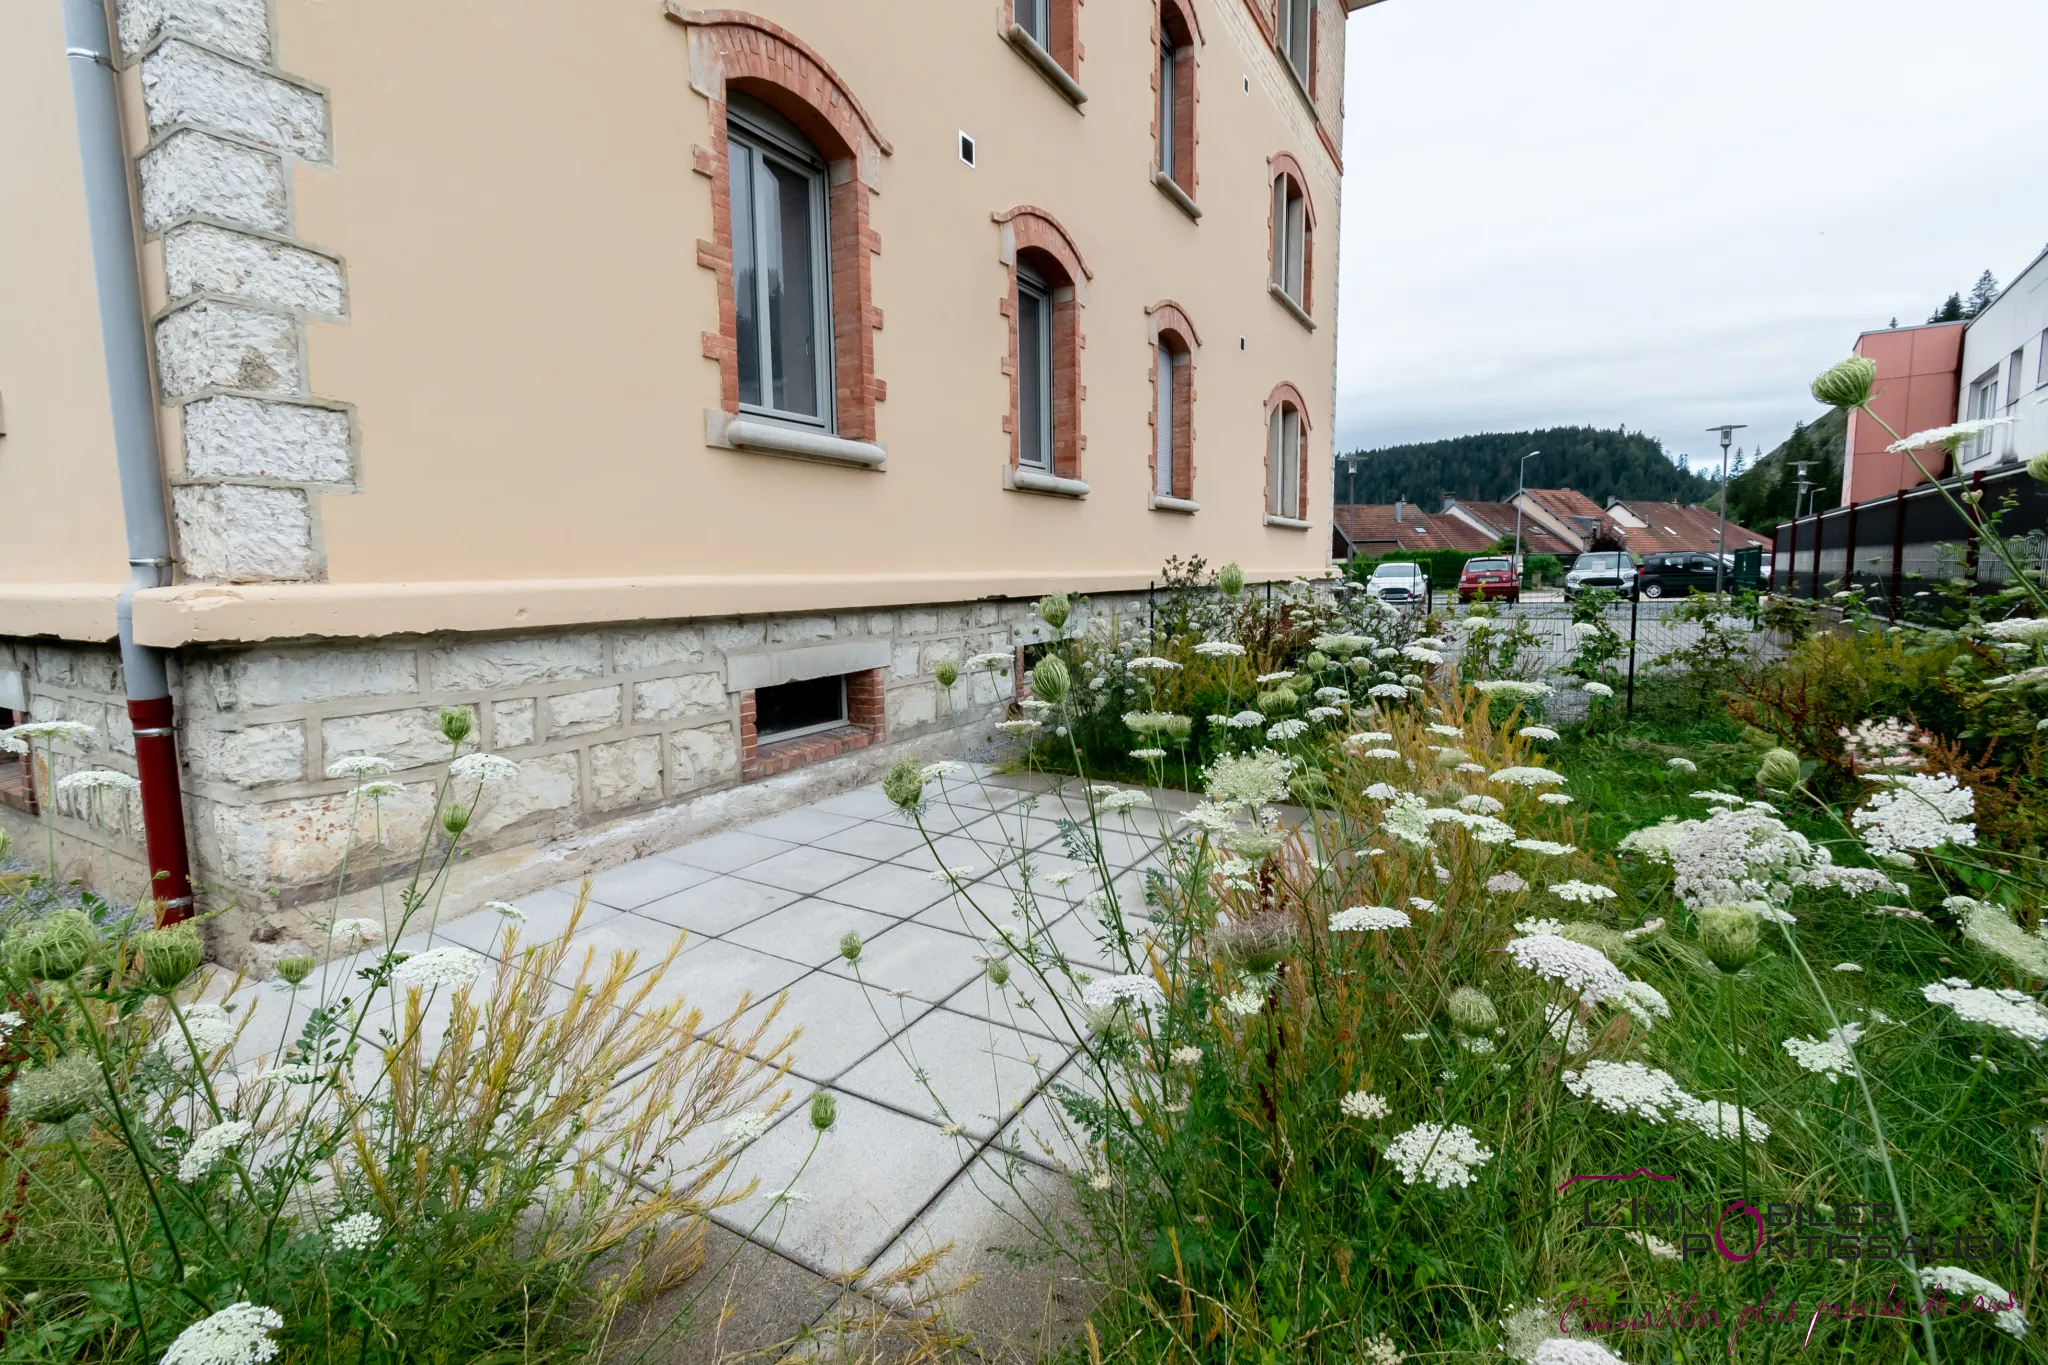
left=1149, top=493, right=1200, bottom=514
left=1005, top=25, right=1088, bottom=106
left=1263, top=514, right=1312, bottom=531
left=1006, top=466, right=1090, bottom=498
left=707, top=411, right=886, bottom=469
left=1151, top=169, right=1201, bottom=221
left=1267, top=282, right=1316, bottom=331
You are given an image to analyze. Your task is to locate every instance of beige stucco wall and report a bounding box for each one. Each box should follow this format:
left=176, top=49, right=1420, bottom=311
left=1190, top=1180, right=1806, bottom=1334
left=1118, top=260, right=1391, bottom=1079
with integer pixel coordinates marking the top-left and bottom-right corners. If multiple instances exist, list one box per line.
left=5, top=0, right=1349, bottom=645
left=0, top=3, right=133, bottom=639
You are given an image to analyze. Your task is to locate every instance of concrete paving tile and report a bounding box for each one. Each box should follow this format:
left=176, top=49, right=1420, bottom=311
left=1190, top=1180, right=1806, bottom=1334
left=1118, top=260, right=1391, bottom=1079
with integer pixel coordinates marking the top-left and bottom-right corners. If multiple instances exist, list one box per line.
left=998, top=1058, right=1105, bottom=1174
left=418, top=884, right=599, bottom=956
left=815, top=861, right=954, bottom=917
left=736, top=845, right=877, bottom=895
left=887, top=831, right=1011, bottom=876
left=628, top=937, right=813, bottom=1026
left=865, top=802, right=987, bottom=836
left=660, top=828, right=796, bottom=873
left=585, top=856, right=719, bottom=910
left=734, top=969, right=934, bottom=1083
left=1034, top=908, right=1127, bottom=973
left=938, top=972, right=1084, bottom=1047
left=552, top=912, right=697, bottom=986
left=723, top=898, right=899, bottom=969
left=744, top=807, right=865, bottom=843
left=807, top=784, right=902, bottom=819
left=834, top=1008, right=1058, bottom=1139
left=709, top=1090, right=978, bottom=1277
left=811, top=819, right=929, bottom=861
left=636, top=875, right=803, bottom=937
left=611, top=1221, right=840, bottom=1365
left=820, top=920, right=994, bottom=1004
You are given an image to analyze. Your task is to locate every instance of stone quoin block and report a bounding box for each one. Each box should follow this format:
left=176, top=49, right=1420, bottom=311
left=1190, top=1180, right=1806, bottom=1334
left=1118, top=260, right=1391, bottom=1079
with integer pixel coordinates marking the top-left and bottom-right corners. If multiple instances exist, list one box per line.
left=589, top=736, right=663, bottom=811
left=163, top=223, right=347, bottom=318
left=117, top=0, right=271, bottom=65
left=172, top=483, right=314, bottom=581
left=631, top=673, right=726, bottom=724
left=668, top=725, right=740, bottom=794
left=183, top=722, right=306, bottom=787
left=138, top=129, right=288, bottom=234
left=469, top=752, right=578, bottom=837
left=321, top=706, right=475, bottom=772
left=139, top=40, right=329, bottom=162
left=155, top=300, right=302, bottom=399
left=426, top=634, right=605, bottom=692
left=544, top=685, right=623, bottom=739
left=490, top=698, right=537, bottom=748
left=181, top=395, right=351, bottom=483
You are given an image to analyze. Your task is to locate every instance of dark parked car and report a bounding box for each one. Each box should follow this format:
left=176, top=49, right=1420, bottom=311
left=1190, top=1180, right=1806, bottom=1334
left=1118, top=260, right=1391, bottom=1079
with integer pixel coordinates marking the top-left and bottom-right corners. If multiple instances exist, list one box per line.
left=1458, top=556, right=1520, bottom=603
left=1563, top=551, right=1638, bottom=600
left=1636, top=551, right=1726, bottom=599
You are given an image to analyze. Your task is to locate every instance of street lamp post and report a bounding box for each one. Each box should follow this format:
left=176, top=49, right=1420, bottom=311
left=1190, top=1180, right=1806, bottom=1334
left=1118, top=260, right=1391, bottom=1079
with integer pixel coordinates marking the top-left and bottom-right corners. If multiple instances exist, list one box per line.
left=1511, top=449, right=1539, bottom=587
left=1706, top=424, right=1747, bottom=594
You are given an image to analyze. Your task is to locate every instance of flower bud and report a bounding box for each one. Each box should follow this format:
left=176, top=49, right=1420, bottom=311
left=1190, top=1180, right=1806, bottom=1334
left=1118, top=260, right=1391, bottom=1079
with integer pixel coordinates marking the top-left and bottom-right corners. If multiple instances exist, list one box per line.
left=838, top=931, right=862, bottom=963
left=9, top=1054, right=101, bottom=1126
left=442, top=803, right=472, bottom=836
left=2028, top=451, right=2048, bottom=484
left=1757, top=747, right=1801, bottom=792
left=1698, top=904, right=1762, bottom=973
left=1447, top=986, right=1497, bottom=1034
left=1306, top=652, right=1330, bottom=673
left=437, top=706, right=474, bottom=746
left=274, top=954, right=315, bottom=986
left=1036, top=593, right=1071, bottom=631
left=1030, top=654, right=1070, bottom=704
left=136, top=924, right=203, bottom=992
left=934, top=659, right=959, bottom=689
left=13, top=910, right=97, bottom=983
left=1255, top=689, right=1296, bottom=716
left=987, top=960, right=1011, bottom=987
left=809, top=1091, right=838, bottom=1132
left=1161, top=714, right=1194, bottom=741
left=1810, top=356, right=1877, bottom=409
left=1219, top=563, right=1245, bottom=596
left=882, top=757, right=925, bottom=811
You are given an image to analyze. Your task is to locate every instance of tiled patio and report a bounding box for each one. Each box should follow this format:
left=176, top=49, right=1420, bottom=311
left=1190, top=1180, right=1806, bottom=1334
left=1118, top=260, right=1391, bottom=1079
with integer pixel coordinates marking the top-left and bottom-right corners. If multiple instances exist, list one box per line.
left=225, top=764, right=1182, bottom=1360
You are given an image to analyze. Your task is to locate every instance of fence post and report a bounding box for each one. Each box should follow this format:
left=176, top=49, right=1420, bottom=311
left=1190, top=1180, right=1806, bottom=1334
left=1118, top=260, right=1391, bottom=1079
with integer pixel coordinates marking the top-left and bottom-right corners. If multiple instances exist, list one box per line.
left=1843, top=498, right=1858, bottom=600
left=1786, top=514, right=1799, bottom=598
left=1963, top=470, right=1985, bottom=592
left=1625, top=586, right=1639, bottom=719
left=1810, top=511, right=1823, bottom=600
left=1889, top=490, right=1906, bottom=621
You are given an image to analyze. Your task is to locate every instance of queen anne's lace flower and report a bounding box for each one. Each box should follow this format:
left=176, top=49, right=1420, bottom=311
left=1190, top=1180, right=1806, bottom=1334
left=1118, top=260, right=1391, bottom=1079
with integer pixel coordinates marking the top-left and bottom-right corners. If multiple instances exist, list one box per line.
left=1675, top=1096, right=1771, bottom=1143
left=1538, top=793, right=1573, bottom=806
left=1513, top=839, right=1574, bottom=857
left=392, top=946, right=483, bottom=991
left=1783, top=1023, right=1864, bottom=1081
left=1193, top=640, right=1246, bottom=657
left=1616, top=980, right=1671, bottom=1028
left=327, top=755, right=395, bottom=779
left=1491, top=766, right=1565, bottom=787
left=1472, top=680, right=1553, bottom=702
left=1081, top=974, right=1167, bottom=1012
left=1519, top=726, right=1561, bottom=742
left=1340, top=1090, right=1391, bottom=1120
left=1330, top=905, right=1409, bottom=931
left=1266, top=719, right=1308, bottom=741
left=0, top=720, right=96, bottom=749
left=1220, top=987, right=1265, bottom=1016
left=1457, top=793, right=1504, bottom=814
left=449, top=752, right=519, bottom=785
left=329, top=917, right=384, bottom=944
left=178, top=1120, right=253, bottom=1182
left=1505, top=933, right=1631, bottom=1004
left=1204, top=750, right=1293, bottom=808
left=1582, top=682, right=1615, bottom=698
left=1225, top=710, right=1266, bottom=729
left=1918, top=1265, right=2027, bottom=1338
left=1170, top=1045, right=1203, bottom=1066
left=330, top=1212, right=382, bottom=1253
left=1667, top=757, right=1697, bottom=773
left=161, top=1302, right=284, bottom=1365
left=1952, top=898, right=2048, bottom=977
left=725, top=1112, right=772, bottom=1143
left=1563, top=1060, right=1691, bottom=1122
left=1383, top=1121, right=1494, bottom=1189
left=55, top=769, right=140, bottom=794
left=1550, top=880, right=1618, bottom=904
left=1487, top=872, right=1528, bottom=895
left=157, top=1004, right=237, bottom=1062
left=1427, top=723, right=1462, bottom=738
left=1531, top=1339, right=1629, bottom=1364
left=1368, top=683, right=1409, bottom=700
left=1304, top=706, right=1344, bottom=722
left=1851, top=773, right=1977, bottom=858
left=1921, top=978, right=2048, bottom=1047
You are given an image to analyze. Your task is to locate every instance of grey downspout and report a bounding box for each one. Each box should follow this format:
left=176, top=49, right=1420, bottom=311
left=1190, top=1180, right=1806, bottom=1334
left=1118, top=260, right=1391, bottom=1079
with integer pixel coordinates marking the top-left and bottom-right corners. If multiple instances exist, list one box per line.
left=62, top=0, right=195, bottom=915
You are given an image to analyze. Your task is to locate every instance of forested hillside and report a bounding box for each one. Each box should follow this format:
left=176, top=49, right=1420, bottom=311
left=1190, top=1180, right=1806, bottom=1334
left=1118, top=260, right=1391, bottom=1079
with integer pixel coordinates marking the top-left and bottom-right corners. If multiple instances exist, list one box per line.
left=1337, top=426, right=1715, bottom=508
left=1720, top=406, right=1848, bottom=531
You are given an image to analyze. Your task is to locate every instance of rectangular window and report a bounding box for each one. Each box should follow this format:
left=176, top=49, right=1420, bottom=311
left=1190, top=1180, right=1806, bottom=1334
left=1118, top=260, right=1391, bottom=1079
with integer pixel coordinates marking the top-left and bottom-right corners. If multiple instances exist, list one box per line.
left=2038, top=329, right=2047, bottom=388
left=2007, top=348, right=2026, bottom=410
left=1015, top=0, right=1048, bottom=47
left=1967, top=369, right=2000, bottom=463
left=1158, top=38, right=1176, bottom=180
left=1269, top=405, right=1302, bottom=516
left=1272, top=178, right=1306, bottom=302
left=1017, top=267, right=1054, bottom=470
left=1278, top=0, right=1311, bottom=87
left=1156, top=345, right=1176, bottom=496
left=728, top=104, right=832, bottom=428
left=756, top=675, right=848, bottom=740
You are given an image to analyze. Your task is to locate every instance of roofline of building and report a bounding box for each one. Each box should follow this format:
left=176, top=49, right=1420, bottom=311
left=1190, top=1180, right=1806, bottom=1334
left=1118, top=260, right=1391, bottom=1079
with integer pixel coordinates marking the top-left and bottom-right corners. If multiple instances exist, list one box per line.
left=1962, top=242, right=2048, bottom=332
left=1855, top=319, right=1967, bottom=340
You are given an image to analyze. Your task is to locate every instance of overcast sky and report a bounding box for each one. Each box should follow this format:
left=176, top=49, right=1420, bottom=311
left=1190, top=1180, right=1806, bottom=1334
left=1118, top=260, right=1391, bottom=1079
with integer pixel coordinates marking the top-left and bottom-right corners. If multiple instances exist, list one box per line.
left=1334, top=0, right=2048, bottom=474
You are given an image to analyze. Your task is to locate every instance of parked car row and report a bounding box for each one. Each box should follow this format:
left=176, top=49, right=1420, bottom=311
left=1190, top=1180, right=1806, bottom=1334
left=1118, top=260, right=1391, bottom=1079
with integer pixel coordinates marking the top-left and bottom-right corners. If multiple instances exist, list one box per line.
left=1364, top=550, right=1763, bottom=607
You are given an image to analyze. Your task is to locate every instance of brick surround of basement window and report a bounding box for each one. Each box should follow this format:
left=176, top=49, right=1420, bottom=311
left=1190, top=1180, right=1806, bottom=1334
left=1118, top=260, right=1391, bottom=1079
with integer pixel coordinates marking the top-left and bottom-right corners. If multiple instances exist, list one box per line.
left=739, top=668, right=886, bottom=781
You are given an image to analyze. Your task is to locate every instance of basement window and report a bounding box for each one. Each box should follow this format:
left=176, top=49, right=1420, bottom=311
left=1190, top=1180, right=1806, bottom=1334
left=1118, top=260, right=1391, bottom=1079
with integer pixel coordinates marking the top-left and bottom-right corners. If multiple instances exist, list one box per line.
left=756, top=674, right=848, bottom=741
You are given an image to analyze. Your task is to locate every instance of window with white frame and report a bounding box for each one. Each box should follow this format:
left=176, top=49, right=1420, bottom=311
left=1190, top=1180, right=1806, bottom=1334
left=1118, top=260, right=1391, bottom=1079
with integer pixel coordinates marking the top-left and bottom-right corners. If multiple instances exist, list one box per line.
left=1271, top=173, right=1308, bottom=308
left=1155, top=339, right=1191, bottom=497
left=728, top=96, right=833, bottom=430
left=1966, top=368, right=2000, bottom=463
left=2037, top=329, right=2047, bottom=388
left=1276, top=0, right=1312, bottom=90
left=1016, top=262, right=1055, bottom=471
left=1268, top=401, right=1304, bottom=518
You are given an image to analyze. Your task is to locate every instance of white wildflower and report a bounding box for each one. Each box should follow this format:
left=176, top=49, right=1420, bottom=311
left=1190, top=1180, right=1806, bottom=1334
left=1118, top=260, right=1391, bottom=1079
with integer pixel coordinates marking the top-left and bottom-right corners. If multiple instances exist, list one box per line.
left=995, top=719, right=1041, bottom=734
left=1203, top=750, right=1293, bottom=809
left=1617, top=980, right=1671, bottom=1028
left=1340, top=1090, right=1392, bottom=1120
left=1675, top=1096, right=1771, bottom=1143
left=1625, top=1230, right=1683, bottom=1262
left=1130, top=747, right=1166, bottom=760
left=1513, top=839, right=1574, bottom=856
left=725, top=1112, right=772, bottom=1143
left=1563, top=1060, right=1691, bottom=1122
left=1383, top=1121, right=1494, bottom=1189
left=1505, top=933, right=1631, bottom=1004
left=1922, top=978, right=2048, bottom=1047
left=1885, top=415, right=2015, bottom=452
left=329, top=1212, right=382, bottom=1253
left=1330, top=905, right=1409, bottom=932
left=1225, top=710, right=1266, bottom=729
left=1783, top=1024, right=1864, bottom=1082
left=0, top=720, right=95, bottom=749
left=161, top=1302, right=283, bottom=1365
left=1491, top=767, right=1566, bottom=787
left=1851, top=773, right=1976, bottom=858
left=1519, top=726, right=1561, bottom=742
left=1918, top=1265, right=2027, bottom=1338
left=1666, top=757, right=1697, bottom=773
left=1550, top=880, right=1617, bottom=905
left=1364, top=747, right=1403, bottom=760
left=1170, top=1045, right=1203, bottom=1066
left=392, top=946, right=482, bottom=991
left=1472, top=680, right=1553, bottom=701
left=1081, top=974, right=1166, bottom=1012
left=1266, top=719, right=1309, bottom=741
left=1955, top=899, right=2048, bottom=978
left=484, top=901, right=526, bottom=922
left=1349, top=730, right=1395, bottom=744
left=920, top=760, right=970, bottom=781
left=1221, top=987, right=1265, bottom=1017
left=966, top=651, right=1011, bottom=671
left=157, top=1005, right=237, bottom=1062
left=1517, top=917, right=1565, bottom=935
left=1834, top=961, right=1863, bottom=972
left=448, top=752, right=519, bottom=785
left=1363, top=782, right=1402, bottom=800
left=1692, top=790, right=1744, bottom=805
left=326, top=755, right=394, bottom=779
left=1367, top=683, right=1409, bottom=700
left=1487, top=872, right=1528, bottom=895
left=1582, top=682, right=1615, bottom=698
left=1304, top=706, right=1345, bottom=722
left=1458, top=793, right=1505, bottom=814
left=329, top=917, right=384, bottom=944
left=1427, top=723, right=1463, bottom=738
left=55, top=769, right=140, bottom=794
left=1126, top=656, right=1180, bottom=672
left=1192, top=640, right=1246, bottom=657
left=177, top=1120, right=253, bottom=1183
left=1410, top=897, right=1438, bottom=914
left=357, top=780, right=404, bottom=800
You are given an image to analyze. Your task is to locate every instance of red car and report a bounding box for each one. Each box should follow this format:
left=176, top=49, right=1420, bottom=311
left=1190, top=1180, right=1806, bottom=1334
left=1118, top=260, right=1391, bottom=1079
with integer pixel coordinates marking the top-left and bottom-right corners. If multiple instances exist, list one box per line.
left=1458, top=556, right=1521, bottom=603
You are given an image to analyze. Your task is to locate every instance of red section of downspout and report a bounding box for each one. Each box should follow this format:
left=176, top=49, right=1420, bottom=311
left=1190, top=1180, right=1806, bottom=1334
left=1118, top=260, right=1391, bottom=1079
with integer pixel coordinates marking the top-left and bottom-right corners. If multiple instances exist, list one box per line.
left=128, top=696, right=193, bottom=922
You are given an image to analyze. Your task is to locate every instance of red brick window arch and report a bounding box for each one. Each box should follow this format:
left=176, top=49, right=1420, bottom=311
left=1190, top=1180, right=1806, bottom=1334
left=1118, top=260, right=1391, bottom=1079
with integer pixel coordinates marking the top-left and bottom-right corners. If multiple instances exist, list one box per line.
left=668, top=10, right=892, bottom=443
left=995, top=207, right=1090, bottom=482
left=1155, top=0, right=1200, bottom=200
left=1268, top=152, right=1315, bottom=321
left=1265, top=381, right=1312, bottom=522
left=1147, top=301, right=1199, bottom=506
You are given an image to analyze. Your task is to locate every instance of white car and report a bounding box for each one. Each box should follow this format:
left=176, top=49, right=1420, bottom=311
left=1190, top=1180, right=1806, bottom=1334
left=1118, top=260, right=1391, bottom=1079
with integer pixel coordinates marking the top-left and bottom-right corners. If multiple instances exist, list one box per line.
left=1365, top=562, right=1429, bottom=606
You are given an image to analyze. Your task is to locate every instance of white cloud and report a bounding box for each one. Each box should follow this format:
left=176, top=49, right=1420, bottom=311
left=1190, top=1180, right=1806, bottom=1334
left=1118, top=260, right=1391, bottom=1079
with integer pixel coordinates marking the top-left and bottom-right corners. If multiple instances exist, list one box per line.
left=1336, top=0, right=2048, bottom=469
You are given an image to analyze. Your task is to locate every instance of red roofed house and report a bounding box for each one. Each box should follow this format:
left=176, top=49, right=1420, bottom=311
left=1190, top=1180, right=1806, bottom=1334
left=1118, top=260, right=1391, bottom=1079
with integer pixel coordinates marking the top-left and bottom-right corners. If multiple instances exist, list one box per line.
left=1437, top=499, right=1576, bottom=557
left=1605, top=500, right=1769, bottom=555
left=1508, top=487, right=1616, bottom=553
left=1331, top=501, right=1495, bottom=560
